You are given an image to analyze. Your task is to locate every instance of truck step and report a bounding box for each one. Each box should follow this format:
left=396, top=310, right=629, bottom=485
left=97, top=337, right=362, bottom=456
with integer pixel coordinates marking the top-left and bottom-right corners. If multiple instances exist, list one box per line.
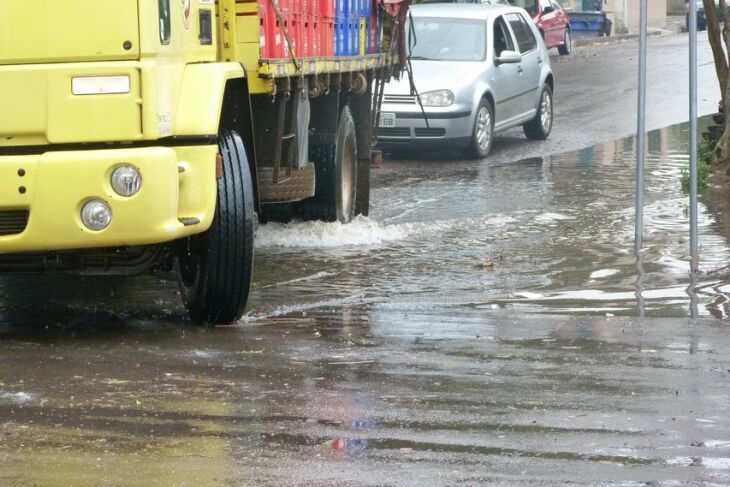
left=257, top=163, right=316, bottom=203
left=178, top=217, right=201, bottom=226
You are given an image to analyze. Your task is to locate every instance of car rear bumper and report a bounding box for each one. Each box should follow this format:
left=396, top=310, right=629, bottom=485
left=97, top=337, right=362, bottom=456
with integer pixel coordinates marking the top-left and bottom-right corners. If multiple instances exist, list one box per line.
left=0, top=144, right=217, bottom=254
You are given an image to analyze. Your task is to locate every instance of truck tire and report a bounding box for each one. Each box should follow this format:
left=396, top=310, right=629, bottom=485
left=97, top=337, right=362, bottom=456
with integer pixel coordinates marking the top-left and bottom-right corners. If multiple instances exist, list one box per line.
left=299, top=106, right=357, bottom=223
left=177, top=130, right=254, bottom=325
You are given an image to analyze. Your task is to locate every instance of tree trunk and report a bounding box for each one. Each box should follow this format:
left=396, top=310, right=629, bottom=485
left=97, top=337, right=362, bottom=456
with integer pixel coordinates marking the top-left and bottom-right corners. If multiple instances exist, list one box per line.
left=704, top=0, right=728, bottom=108
left=717, top=0, right=730, bottom=170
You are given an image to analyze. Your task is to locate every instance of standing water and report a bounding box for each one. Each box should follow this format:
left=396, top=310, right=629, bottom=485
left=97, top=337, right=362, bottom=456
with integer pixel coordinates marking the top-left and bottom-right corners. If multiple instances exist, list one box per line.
left=252, top=118, right=730, bottom=319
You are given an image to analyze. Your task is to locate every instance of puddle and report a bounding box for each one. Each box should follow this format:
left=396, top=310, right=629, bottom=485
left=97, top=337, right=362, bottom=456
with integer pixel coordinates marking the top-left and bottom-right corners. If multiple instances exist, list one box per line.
left=252, top=116, right=730, bottom=318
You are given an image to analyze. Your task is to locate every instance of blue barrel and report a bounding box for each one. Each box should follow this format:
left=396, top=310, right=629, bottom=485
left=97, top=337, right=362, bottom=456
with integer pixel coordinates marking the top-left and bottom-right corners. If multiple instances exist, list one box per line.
left=335, top=0, right=347, bottom=55
left=568, top=11, right=610, bottom=36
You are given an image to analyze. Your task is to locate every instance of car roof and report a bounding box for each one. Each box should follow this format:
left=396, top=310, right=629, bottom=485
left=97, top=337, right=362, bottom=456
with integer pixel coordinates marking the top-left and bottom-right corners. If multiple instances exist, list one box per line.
left=410, top=3, right=526, bottom=20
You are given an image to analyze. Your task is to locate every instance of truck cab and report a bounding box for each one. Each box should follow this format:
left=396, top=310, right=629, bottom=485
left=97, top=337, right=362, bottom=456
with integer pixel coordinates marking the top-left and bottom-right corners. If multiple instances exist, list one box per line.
left=0, top=0, right=406, bottom=325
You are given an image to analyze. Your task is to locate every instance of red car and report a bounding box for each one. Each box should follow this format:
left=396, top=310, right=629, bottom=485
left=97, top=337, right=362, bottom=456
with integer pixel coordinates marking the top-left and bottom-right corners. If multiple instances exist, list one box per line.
left=511, top=0, right=571, bottom=55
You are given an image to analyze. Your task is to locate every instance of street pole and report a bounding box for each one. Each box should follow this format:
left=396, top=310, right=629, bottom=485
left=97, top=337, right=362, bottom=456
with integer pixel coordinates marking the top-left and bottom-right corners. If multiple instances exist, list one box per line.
left=688, top=0, right=699, bottom=275
left=688, top=0, right=699, bottom=318
left=635, top=0, right=647, bottom=254
left=634, top=0, right=648, bottom=317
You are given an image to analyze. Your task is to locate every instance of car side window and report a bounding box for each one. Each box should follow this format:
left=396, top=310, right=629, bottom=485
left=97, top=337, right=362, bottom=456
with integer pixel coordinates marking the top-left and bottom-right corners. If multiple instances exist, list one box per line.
left=493, top=16, right=516, bottom=59
left=506, top=13, right=537, bottom=53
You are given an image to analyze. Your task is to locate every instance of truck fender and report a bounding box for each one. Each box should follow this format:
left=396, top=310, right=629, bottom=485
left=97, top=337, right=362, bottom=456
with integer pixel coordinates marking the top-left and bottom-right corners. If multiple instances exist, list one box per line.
left=175, top=62, right=245, bottom=136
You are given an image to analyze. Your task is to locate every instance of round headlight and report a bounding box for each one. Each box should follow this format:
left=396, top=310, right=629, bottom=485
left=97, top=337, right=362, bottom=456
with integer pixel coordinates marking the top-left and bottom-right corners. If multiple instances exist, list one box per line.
left=81, top=200, right=112, bottom=231
left=111, top=165, right=141, bottom=197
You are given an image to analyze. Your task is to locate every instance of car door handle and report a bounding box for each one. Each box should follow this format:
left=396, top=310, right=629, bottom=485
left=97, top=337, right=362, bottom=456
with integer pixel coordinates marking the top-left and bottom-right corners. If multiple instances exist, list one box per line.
left=517, top=66, right=523, bottom=74
left=538, top=57, right=543, bottom=65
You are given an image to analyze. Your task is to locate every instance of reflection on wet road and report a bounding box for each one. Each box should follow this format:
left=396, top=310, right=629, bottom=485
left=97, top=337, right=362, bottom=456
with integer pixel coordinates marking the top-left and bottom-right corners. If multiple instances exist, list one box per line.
left=0, top=312, right=729, bottom=485
left=253, top=118, right=730, bottom=319
left=2, top=119, right=730, bottom=484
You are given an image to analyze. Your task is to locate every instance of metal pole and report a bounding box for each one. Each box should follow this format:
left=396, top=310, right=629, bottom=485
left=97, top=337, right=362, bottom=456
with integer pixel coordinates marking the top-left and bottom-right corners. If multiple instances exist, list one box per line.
left=635, top=0, right=648, bottom=254
left=635, top=253, right=646, bottom=318
left=689, top=0, right=699, bottom=276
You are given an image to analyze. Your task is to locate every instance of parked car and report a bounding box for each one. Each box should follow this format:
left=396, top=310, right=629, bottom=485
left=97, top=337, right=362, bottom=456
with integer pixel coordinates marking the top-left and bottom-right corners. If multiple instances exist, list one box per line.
left=689, top=0, right=708, bottom=30
left=687, top=0, right=724, bottom=31
left=510, top=0, right=571, bottom=54
left=377, top=3, right=555, bottom=158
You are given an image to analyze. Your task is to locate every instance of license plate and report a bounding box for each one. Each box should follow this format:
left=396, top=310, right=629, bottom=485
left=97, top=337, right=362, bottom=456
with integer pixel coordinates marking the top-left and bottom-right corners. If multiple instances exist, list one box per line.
left=379, top=112, right=396, bottom=128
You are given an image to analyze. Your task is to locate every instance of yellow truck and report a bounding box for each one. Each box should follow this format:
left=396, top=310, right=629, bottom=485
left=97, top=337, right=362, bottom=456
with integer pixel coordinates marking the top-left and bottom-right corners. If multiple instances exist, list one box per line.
left=0, top=0, right=406, bottom=324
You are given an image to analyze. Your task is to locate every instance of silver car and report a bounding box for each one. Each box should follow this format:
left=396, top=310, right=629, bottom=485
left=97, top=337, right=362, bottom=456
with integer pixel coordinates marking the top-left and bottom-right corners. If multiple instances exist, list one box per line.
left=377, top=3, right=554, bottom=158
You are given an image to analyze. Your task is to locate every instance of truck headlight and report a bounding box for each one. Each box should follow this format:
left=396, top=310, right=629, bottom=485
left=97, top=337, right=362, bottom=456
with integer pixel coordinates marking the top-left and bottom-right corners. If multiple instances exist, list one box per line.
left=419, top=90, right=454, bottom=107
left=81, top=200, right=112, bottom=231
left=111, top=165, right=141, bottom=197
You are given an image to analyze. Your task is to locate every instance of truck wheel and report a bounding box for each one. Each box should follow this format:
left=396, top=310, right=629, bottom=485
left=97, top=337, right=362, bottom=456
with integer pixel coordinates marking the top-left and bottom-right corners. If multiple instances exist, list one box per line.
left=299, top=106, right=357, bottom=223
left=177, top=130, right=254, bottom=325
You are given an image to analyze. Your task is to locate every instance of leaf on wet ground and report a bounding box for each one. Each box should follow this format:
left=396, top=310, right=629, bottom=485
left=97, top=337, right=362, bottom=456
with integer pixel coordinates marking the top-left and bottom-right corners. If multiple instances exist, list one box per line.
left=474, top=258, right=495, bottom=270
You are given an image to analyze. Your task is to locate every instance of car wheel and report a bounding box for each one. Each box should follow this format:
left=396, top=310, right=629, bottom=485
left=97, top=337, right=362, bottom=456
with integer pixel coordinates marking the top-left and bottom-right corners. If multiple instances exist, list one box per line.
left=523, top=85, right=553, bottom=141
left=464, top=99, right=494, bottom=159
left=558, top=29, right=571, bottom=55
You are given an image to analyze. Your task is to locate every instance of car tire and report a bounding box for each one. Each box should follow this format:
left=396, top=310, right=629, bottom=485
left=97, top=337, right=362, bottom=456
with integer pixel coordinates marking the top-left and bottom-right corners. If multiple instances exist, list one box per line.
left=464, top=99, right=494, bottom=159
left=523, top=85, right=553, bottom=141
left=177, top=130, right=255, bottom=326
left=299, top=105, right=357, bottom=223
left=558, top=29, right=571, bottom=55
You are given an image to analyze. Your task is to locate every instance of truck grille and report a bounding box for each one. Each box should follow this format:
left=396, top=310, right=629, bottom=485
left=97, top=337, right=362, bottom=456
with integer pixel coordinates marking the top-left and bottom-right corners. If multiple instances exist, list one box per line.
left=0, top=210, right=29, bottom=236
left=383, top=94, right=417, bottom=104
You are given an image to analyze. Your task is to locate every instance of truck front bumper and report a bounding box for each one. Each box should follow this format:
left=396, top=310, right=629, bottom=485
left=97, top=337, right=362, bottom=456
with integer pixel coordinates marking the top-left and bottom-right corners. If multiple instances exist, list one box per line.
left=0, top=145, right=217, bottom=254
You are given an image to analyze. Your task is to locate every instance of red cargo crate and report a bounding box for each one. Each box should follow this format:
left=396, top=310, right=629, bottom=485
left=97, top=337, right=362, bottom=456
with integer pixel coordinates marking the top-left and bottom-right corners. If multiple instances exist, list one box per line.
left=304, top=0, right=316, bottom=16
left=369, top=8, right=377, bottom=53
left=288, top=0, right=300, bottom=14
left=299, top=14, right=311, bottom=57
left=259, top=0, right=298, bottom=58
left=321, top=17, right=334, bottom=56
left=288, top=15, right=300, bottom=57
left=311, top=16, right=321, bottom=56
left=317, top=0, right=335, bottom=18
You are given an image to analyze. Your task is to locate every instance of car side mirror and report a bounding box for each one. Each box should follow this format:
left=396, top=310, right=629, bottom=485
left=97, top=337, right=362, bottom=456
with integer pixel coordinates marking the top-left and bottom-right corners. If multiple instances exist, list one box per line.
left=543, top=5, right=555, bottom=13
left=496, top=50, right=522, bottom=65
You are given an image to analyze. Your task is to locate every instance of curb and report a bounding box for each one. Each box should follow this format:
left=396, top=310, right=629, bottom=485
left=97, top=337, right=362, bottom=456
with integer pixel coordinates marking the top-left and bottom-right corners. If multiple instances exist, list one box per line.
left=573, top=29, right=663, bottom=47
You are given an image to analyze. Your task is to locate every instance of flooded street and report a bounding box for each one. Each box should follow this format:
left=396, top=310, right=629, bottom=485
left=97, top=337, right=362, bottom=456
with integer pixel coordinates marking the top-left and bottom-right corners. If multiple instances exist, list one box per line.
left=2, top=35, right=730, bottom=485
left=1, top=312, right=729, bottom=485
left=254, top=118, right=730, bottom=319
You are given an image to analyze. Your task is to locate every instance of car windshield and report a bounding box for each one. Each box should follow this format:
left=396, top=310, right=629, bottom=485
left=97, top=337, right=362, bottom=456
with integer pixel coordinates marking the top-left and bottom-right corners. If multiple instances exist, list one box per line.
left=409, top=17, right=486, bottom=62
left=509, top=0, right=537, bottom=14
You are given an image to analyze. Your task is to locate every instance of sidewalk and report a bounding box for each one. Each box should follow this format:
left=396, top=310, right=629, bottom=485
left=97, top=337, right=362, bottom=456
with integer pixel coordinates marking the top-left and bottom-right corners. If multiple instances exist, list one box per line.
left=572, top=14, right=685, bottom=48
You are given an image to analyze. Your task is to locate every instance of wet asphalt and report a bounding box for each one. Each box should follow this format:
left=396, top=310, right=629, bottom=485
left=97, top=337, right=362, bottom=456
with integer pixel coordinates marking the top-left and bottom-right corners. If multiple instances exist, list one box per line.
left=2, top=34, right=730, bottom=485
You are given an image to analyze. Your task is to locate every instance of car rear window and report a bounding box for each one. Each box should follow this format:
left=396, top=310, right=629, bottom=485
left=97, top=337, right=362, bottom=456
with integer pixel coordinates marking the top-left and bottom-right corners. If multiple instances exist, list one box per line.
left=506, top=13, right=537, bottom=53
left=409, top=17, right=486, bottom=62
